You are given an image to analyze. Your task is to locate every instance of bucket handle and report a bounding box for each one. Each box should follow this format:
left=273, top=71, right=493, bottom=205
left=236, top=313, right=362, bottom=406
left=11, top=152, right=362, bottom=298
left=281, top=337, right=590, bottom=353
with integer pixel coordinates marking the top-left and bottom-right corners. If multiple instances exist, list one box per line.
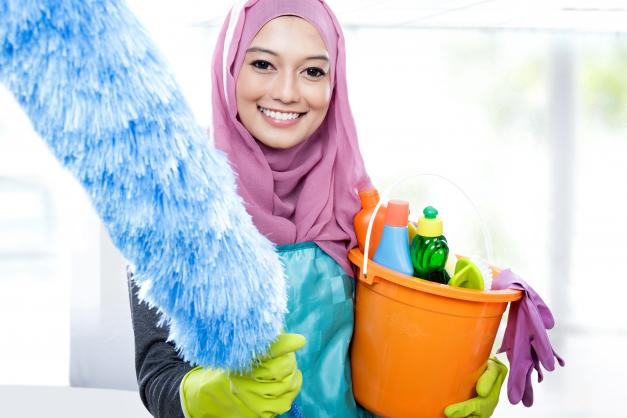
left=362, top=173, right=493, bottom=280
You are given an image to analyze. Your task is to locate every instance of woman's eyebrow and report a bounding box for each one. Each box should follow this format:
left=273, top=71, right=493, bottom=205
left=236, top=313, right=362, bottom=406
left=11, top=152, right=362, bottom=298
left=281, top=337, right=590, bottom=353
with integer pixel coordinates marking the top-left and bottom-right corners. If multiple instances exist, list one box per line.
left=305, top=54, right=329, bottom=62
left=246, top=47, right=329, bottom=62
left=246, top=46, right=278, bottom=56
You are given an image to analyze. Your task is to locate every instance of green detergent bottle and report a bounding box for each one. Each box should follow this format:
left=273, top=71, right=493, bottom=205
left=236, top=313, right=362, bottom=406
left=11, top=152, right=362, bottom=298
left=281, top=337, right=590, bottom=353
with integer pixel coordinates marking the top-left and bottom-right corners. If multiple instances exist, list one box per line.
left=410, top=206, right=450, bottom=284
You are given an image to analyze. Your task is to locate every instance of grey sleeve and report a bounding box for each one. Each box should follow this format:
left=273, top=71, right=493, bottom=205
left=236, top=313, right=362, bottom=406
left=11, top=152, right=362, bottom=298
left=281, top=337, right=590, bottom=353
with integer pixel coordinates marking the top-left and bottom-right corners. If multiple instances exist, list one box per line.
left=127, top=272, right=193, bottom=418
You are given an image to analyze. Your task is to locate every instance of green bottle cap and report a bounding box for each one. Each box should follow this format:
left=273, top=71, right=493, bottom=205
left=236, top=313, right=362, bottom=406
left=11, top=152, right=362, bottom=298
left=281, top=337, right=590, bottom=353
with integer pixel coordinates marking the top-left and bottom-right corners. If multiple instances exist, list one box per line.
left=423, top=206, right=438, bottom=219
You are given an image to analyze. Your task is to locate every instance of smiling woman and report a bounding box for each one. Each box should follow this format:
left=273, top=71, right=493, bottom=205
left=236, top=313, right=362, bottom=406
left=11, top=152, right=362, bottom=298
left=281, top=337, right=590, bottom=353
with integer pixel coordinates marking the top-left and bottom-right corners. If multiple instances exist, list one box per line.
left=236, top=16, right=332, bottom=149
left=124, top=0, right=515, bottom=416
left=130, top=1, right=377, bottom=417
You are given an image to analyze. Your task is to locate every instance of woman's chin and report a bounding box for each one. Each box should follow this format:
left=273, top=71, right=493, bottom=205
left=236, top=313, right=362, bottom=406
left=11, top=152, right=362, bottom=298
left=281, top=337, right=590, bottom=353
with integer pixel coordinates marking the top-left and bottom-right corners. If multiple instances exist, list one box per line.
left=255, top=131, right=308, bottom=149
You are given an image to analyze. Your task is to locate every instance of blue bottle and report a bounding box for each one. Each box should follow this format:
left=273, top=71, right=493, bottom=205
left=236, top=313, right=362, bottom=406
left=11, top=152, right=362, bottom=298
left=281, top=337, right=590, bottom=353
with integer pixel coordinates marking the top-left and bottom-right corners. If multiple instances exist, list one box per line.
left=372, top=200, right=413, bottom=276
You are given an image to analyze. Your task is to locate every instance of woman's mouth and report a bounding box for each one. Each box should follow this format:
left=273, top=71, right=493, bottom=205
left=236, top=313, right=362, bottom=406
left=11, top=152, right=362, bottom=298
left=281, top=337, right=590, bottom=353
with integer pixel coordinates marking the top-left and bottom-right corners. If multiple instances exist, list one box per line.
left=258, top=106, right=306, bottom=127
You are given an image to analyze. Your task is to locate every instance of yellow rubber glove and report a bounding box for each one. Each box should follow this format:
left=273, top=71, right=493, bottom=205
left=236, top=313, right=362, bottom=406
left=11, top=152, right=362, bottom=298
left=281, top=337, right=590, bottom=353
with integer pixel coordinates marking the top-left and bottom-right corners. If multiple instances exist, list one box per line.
left=444, top=356, right=508, bottom=418
left=180, top=333, right=306, bottom=418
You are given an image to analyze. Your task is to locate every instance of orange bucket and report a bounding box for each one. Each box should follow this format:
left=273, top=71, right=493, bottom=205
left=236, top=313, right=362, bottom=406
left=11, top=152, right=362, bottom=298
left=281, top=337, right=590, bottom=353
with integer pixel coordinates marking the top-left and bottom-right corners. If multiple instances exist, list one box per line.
left=349, top=247, right=522, bottom=418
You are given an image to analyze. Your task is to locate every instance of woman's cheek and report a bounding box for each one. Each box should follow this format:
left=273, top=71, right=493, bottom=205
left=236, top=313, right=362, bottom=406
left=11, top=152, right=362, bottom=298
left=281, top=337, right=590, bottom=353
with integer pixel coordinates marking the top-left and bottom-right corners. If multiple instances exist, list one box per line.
left=303, top=81, right=332, bottom=110
left=237, top=67, right=268, bottom=103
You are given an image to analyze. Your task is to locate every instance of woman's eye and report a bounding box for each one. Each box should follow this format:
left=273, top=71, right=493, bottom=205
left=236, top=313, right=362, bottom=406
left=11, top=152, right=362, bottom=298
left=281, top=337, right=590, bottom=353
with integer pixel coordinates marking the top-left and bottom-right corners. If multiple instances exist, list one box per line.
left=305, top=67, right=326, bottom=78
left=251, top=60, right=272, bottom=71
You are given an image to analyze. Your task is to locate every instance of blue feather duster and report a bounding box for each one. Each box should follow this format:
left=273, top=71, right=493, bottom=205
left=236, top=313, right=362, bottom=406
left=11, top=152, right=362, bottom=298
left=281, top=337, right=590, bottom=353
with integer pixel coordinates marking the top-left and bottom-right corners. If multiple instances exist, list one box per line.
left=0, top=0, right=288, bottom=373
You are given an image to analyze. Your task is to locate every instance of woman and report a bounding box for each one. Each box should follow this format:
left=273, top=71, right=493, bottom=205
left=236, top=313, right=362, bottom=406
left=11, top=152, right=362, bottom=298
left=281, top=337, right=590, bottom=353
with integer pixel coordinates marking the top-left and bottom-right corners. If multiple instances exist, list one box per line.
left=129, top=1, right=507, bottom=417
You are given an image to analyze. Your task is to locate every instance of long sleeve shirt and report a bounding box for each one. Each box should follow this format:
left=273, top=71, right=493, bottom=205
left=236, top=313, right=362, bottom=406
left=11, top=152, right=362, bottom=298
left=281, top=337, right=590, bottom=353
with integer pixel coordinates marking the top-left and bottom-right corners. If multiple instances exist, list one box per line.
left=128, top=273, right=192, bottom=418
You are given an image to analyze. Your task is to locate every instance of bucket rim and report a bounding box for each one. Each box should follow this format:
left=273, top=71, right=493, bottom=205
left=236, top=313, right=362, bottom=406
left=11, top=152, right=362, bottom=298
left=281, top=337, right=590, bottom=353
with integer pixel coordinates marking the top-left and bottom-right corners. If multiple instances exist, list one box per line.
left=349, top=248, right=522, bottom=303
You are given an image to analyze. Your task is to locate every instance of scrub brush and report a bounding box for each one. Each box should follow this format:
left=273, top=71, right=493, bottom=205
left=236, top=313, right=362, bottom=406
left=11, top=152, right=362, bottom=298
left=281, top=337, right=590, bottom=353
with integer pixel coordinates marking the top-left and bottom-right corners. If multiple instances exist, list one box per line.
left=472, top=256, right=493, bottom=291
left=448, top=256, right=493, bottom=291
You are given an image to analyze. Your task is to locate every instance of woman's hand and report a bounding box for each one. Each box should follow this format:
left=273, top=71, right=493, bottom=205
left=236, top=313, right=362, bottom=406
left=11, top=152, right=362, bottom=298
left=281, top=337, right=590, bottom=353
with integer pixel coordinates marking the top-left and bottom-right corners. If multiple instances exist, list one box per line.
left=444, top=356, right=508, bottom=418
left=180, top=333, right=306, bottom=418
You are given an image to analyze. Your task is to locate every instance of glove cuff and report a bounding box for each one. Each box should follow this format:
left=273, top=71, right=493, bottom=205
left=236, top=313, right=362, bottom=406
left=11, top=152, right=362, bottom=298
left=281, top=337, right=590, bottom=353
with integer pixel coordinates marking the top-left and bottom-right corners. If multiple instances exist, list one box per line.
left=180, top=366, right=204, bottom=418
left=489, top=355, right=509, bottom=372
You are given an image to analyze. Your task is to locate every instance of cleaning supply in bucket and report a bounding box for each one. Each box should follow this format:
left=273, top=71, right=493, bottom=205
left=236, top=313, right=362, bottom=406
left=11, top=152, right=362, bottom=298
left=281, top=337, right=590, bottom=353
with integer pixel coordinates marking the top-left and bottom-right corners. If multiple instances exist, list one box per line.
left=372, top=200, right=413, bottom=276
left=445, top=253, right=458, bottom=277
left=448, top=256, right=493, bottom=291
left=408, top=220, right=419, bottom=243
left=354, top=188, right=387, bottom=258
left=491, top=269, right=565, bottom=407
left=410, top=206, right=450, bottom=284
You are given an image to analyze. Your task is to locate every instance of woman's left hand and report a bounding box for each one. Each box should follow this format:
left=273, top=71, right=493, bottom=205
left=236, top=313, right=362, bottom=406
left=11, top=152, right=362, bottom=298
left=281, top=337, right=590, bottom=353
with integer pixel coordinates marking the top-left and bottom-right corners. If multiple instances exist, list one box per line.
left=444, top=356, right=508, bottom=418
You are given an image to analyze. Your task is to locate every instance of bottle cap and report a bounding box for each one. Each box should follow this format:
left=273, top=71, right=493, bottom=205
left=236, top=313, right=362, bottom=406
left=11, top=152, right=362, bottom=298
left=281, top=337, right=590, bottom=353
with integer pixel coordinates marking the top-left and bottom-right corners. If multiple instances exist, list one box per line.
left=417, top=206, right=443, bottom=237
left=384, top=200, right=409, bottom=227
left=358, top=188, right=380, bottom=209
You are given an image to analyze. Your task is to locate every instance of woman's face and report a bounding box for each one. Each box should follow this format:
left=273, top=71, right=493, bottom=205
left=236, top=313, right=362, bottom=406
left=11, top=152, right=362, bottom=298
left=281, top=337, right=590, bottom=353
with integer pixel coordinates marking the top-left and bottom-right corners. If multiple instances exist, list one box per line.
left=236, top=16, right=332, bottom=149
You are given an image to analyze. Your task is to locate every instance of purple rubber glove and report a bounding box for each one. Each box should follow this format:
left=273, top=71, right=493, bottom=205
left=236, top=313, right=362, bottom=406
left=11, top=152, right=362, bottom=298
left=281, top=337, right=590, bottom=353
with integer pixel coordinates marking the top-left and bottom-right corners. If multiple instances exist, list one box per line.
left=491, top=269, right=565, bottom=407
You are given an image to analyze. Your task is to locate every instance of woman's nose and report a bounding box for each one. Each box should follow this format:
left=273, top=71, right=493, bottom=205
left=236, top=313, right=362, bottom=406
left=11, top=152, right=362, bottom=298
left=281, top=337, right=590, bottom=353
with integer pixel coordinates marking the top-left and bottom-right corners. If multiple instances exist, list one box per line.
left=271, top=72, right=300, bottom=104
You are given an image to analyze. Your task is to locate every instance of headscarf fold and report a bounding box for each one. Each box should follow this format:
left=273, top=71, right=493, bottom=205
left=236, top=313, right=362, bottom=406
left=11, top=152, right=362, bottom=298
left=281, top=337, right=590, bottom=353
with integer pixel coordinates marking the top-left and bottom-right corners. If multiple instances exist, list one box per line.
left=212, top=0, right=372, bottom=273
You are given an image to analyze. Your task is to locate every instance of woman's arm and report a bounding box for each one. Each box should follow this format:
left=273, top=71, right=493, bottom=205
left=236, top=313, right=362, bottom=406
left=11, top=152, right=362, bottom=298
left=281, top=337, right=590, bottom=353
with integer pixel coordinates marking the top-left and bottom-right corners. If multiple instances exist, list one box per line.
left=128, top=273, right=192, bottom=418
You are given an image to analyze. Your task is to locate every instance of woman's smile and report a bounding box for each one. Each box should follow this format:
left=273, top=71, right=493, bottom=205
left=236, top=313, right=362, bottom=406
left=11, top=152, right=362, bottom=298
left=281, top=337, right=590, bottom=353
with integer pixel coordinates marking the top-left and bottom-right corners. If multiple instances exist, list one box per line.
left=257, top=105, right=307, bottom=127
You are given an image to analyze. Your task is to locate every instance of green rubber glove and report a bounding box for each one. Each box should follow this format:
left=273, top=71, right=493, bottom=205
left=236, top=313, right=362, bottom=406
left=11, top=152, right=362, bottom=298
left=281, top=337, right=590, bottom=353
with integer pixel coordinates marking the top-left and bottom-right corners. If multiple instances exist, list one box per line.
left=444, top=356, right=508, bottom=418
left=180, top=333, right=306, bottom=418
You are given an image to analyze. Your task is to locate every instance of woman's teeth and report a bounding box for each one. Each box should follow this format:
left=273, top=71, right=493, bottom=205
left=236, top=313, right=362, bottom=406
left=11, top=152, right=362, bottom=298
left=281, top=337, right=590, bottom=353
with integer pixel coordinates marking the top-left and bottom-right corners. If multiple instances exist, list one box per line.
left=258, top=106, right=303, bottom=121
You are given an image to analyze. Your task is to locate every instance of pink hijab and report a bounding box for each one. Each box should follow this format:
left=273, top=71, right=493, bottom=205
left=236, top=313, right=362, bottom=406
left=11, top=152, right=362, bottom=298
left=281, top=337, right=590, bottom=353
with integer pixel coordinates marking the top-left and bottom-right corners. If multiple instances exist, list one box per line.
left=212, top=0, right=372, bottom=274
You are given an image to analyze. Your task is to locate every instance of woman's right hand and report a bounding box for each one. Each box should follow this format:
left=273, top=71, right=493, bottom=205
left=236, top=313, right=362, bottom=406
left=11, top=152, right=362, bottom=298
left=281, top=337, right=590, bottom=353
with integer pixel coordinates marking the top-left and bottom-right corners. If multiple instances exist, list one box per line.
left=180, top=333, right=306, bottom=418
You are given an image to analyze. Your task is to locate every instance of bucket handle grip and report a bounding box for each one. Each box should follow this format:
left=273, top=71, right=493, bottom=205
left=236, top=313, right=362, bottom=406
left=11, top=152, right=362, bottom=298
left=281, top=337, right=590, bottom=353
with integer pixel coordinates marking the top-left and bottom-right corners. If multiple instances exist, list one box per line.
left=362, top=173, right=493, bottom=279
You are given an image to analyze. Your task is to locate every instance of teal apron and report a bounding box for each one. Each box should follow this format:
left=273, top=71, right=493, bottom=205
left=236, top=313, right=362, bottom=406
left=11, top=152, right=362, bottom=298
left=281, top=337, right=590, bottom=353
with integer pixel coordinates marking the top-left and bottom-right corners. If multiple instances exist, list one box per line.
left=276, top=242, right=374, bottom=418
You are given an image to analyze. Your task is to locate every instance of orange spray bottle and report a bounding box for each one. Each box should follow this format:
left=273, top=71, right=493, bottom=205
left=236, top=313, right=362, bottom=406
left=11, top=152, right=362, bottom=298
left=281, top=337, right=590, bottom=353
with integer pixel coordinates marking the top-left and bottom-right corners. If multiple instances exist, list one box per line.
left=354, top=188, right=387, bottom=258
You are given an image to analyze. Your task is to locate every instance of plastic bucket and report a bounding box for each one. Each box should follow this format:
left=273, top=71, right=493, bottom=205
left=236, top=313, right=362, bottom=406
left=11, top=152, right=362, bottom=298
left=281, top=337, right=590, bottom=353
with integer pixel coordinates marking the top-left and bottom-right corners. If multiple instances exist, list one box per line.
left=349, top=247, right=521, bottom=417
